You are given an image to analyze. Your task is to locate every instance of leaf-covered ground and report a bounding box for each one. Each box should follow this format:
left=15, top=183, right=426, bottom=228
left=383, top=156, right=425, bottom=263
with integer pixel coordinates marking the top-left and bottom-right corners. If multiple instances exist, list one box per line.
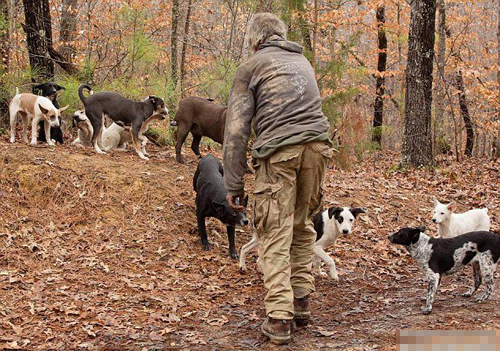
left=0, top=140, right=499, bottom=350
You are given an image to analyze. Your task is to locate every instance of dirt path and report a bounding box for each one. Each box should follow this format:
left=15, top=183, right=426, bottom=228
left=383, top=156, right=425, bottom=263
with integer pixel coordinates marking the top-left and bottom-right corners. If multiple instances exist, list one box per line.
left=0, top=141, right=499, bottom=350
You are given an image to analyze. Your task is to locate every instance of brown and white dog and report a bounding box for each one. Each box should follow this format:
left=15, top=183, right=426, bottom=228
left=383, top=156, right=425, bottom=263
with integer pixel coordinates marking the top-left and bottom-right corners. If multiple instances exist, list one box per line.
left=10, top=89, right=68, bottom=146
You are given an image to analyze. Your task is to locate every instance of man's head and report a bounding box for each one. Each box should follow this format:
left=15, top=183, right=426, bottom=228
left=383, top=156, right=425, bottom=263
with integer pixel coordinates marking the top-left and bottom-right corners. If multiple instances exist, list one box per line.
left=246, top=13, right=287, bottom=55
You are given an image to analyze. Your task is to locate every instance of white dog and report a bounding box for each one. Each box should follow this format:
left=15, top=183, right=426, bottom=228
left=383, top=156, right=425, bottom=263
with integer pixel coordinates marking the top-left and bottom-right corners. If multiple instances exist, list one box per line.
left=72, top=109, right=157, bottom=156
left=10, top=90, right=68, bottom=146
left=432, top=197, right=490, bottom=238
left=239, top=207, right=366, bottom=280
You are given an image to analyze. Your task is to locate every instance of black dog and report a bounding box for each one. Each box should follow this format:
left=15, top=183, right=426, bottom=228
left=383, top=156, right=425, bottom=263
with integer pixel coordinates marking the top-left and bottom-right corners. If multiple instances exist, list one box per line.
left=33, top=82, right=65, bottom=144
left=78, top=84, right=168, bottom=160
left=389, top=227, right=500, bottom=315
left=193, top=154, right=249, bottom=258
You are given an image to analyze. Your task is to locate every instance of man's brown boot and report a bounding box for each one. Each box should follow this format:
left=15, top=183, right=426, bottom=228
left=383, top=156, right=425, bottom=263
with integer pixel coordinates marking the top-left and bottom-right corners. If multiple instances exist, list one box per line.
left=261, top=317, right=291, bottom=345
left=294, top=295, right=311, bottom=327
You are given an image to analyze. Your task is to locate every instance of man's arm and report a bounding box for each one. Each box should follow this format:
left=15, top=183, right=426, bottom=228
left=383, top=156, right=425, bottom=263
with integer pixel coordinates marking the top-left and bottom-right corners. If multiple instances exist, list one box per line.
left=223, top=70, right=255, bottom=198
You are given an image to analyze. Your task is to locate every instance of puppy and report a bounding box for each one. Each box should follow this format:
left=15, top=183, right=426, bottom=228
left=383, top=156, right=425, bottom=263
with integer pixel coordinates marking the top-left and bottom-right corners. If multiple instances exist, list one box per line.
left=78, top=85, right=168, bottom=160
left=239, top=207, right=366, bottom=279
left=432, top=198, right=490, bottom=238
left=389, top=227, right=500, bottom=315
left=33, top=82, right=66, bottom=144
left=10, top=92, right=68, bottom=146
left=193, top=154, right=249, bottom=259
left=72, top=110, right=93, bottom=147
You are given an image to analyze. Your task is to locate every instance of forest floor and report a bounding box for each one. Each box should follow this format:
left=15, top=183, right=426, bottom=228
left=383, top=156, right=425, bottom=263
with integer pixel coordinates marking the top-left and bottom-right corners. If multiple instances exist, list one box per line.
left=0, top=139, right=499, bottom=351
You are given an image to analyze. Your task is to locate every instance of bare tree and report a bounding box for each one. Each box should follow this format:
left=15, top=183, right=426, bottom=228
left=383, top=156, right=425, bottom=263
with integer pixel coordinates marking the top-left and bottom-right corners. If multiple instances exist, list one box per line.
left=402, top=0, right=436, bottom=167
left=434, top=0, right=446, bottom=153
left=372, top=5, right=387, bottom=147
left=60, top=0, right=78, bottom=63
left=171, top=0, right=180, bottom=87
left=22, top=0, right=54, bottom=80
left=180, top=0, right=193, bottom=96
left=455, top=70, right=474, bottom=157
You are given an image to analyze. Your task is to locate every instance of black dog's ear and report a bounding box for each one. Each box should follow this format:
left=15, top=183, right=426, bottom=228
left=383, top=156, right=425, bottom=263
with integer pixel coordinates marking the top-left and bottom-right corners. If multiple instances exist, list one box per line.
left=328, top=207, right=343, bottom=219
left=32, top=84, right=43, bottom=93
left=148, top=95, right=157, bottom=104
left=410, top=228, right=422, bottom=243
left=350, top=207, right=367, bottom=218
left=212, top=201, right=227, bottom=216
left=417, top=226, right=426, bottom=233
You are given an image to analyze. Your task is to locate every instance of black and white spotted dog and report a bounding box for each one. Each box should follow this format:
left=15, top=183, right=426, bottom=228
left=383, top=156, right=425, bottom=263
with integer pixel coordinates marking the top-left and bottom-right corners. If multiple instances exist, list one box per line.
left=239, top=207, right=366, bottom=280
left=389, top=227, right=500, bottom=315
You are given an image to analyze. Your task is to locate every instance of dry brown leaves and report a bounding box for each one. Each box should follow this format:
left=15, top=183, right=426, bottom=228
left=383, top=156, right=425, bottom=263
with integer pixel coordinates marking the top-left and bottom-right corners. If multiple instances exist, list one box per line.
left=0, top=141, right=498, bottom=350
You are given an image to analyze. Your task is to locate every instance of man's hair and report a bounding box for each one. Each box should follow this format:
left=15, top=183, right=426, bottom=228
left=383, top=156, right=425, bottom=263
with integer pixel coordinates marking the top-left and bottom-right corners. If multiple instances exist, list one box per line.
left=246, top=13, right=287, bottom=54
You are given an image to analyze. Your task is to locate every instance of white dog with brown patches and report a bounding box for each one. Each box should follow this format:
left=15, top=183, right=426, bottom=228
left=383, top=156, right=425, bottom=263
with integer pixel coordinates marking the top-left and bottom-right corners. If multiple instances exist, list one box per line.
left=10, top=90, right=68, bottom=146
left=432, top=198, right=490, bottom=238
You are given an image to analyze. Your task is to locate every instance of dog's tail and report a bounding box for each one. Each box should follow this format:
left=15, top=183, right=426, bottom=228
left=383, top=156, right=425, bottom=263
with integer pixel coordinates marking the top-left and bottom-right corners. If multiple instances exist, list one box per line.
left=78, top=84, right=93, bottom=104
left=15, top=87, right=19, bottom=95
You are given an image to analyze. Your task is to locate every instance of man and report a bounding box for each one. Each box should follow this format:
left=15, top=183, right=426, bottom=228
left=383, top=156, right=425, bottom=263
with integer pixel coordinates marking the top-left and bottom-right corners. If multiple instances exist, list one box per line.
left=223, top=13, right=332, bottom=345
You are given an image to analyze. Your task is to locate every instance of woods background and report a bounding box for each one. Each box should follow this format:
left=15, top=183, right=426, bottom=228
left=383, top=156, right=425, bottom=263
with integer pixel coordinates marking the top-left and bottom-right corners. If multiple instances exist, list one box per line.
left=0, top=0, right=499, bottom=165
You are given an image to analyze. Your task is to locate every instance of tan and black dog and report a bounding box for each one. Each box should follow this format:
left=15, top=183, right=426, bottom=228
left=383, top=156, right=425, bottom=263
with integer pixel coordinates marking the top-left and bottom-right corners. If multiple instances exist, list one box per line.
left=78, top=85, right=168, bottom=160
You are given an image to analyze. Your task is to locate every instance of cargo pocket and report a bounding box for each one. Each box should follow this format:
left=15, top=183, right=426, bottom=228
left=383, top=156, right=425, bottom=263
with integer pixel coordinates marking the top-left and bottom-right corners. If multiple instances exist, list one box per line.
left=253, top=182, right=282, bottom=234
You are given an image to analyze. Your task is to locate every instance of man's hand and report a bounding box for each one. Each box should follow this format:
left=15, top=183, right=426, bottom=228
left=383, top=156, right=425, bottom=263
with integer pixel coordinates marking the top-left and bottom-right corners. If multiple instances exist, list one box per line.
left=227, top=192, right=245, bottom=212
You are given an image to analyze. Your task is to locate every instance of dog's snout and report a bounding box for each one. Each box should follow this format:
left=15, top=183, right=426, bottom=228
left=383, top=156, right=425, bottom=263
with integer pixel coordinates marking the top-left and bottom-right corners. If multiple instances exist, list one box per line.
left=342, top=229, right=349, bottom=234
left=243, top=219, right=249, bottom=226
left=432, top=218, right=437, bottom=223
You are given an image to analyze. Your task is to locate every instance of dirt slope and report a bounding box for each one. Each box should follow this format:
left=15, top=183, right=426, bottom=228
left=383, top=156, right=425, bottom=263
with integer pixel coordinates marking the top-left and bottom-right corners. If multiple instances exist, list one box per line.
left=0, top=140, right=499, bottom=350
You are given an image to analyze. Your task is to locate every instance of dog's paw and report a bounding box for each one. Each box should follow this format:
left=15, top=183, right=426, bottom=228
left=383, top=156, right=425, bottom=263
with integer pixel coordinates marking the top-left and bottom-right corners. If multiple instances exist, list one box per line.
left=230, top=252, right=239, bottom=260
left=239, top=265, right=247, bottom=273
left=475, top=294, right=489, bottom=302
left=9, top=137, right=15, bottom=143
left=30, top=140, right=37, bottom=146
left=421, top=307, right=432, bottom=315
left=330, top=269, right=339, bottom=280
left=202, top=243, right=211, bottom=251
left=319, top=271, right=328, bottom=278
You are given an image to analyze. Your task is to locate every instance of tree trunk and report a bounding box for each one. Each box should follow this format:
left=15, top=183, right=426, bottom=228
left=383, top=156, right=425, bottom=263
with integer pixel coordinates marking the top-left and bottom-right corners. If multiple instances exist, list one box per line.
left=372, top=5, right=387, bottom=147
left=311, top=0, right=318, bottom=71
left=170, top=0, right=180, bottom=88
left=434, top=0, right=446, bottom=154
left=401, top=0, right=436, bottom=167
left=180, top=0, right=193, bottom=97
left=455, top=71, right=474, bottom=157
left=60, top=0, right=78, bottom=63
left=22, top=0, right=54, bottom=81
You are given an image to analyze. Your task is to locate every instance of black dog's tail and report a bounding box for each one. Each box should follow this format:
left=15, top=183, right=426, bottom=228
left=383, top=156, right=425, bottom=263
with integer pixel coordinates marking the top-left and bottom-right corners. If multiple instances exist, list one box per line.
left=78, top=84, right=93, bottom=105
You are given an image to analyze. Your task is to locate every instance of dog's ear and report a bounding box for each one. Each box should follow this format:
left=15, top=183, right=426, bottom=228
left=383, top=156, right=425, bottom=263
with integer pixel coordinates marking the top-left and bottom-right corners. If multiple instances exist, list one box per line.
left=212, top=200, right=227, bottom=216
left=148, top=96, right=157, bottom=104
left=32, top=84, right=43, bottom=93
left=350, top=207, right=367, bottom=218
left=328, top=207, right=343, bottom=219
left=432, top=197, right=439, bottom=206
left=59, top=105, right=69, bottom=113
left=55, top=84, right=65, bottom=91
left=410, top=228, right=422, bottom=243
left=446, top=202, right=453, bottom=210
left=38, top=104, right=49, bottom=115
left=417, top=226, right=426, bottom=233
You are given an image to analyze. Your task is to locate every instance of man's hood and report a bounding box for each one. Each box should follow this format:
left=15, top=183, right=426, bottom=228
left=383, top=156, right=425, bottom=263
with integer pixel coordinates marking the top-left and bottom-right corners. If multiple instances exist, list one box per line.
left=258, top=35, right=303, bottom=54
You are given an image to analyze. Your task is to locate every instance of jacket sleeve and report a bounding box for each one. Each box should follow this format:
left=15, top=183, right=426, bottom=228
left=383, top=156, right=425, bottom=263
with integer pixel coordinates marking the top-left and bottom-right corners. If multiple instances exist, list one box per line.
left=223, top=69, right=255, bottom=196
